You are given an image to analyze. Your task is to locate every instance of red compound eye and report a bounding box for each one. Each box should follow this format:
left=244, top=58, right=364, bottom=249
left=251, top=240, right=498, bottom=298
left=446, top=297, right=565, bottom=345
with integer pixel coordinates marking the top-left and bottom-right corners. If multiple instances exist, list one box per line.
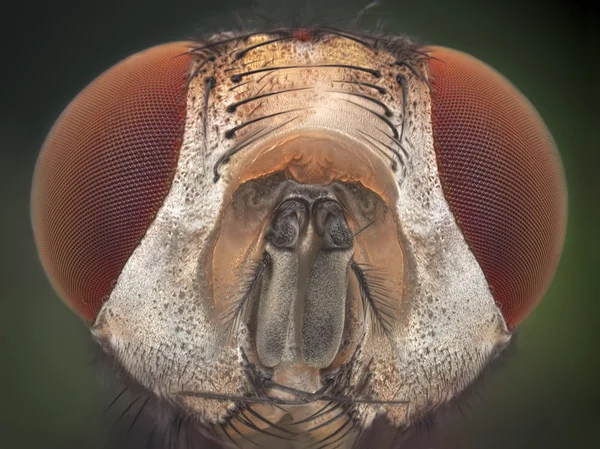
left=31, top=42, right=194, bottom=322
left=426, top=47, right=567, bottom=327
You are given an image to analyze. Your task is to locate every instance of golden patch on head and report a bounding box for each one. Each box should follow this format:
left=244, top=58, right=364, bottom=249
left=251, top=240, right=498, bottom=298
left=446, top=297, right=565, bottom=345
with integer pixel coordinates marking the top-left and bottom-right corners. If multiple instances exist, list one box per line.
left=232, top=130, right=400, bottom=203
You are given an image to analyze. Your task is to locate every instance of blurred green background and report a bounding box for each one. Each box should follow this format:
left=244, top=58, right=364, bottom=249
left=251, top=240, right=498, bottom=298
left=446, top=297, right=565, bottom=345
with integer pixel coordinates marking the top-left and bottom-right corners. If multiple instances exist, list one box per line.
left=0, top=0, right=596, bottom=448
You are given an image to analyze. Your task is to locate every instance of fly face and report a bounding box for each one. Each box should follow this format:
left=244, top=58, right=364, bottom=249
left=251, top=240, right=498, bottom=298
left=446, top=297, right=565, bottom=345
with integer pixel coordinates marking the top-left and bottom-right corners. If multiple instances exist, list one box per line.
left=31, top=29, right=567, bottom=448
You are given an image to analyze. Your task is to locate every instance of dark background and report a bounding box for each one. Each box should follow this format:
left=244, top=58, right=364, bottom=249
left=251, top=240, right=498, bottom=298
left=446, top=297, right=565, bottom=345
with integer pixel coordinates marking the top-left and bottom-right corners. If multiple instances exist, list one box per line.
left=0, top=0, right=596, bottom=448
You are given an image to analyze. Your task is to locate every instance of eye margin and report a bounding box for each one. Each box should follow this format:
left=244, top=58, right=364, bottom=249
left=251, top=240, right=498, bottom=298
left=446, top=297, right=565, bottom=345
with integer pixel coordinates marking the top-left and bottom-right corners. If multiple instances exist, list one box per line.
left=425, top=46, right=567, bottom=328
left=31, top=42, right=196, bottom=322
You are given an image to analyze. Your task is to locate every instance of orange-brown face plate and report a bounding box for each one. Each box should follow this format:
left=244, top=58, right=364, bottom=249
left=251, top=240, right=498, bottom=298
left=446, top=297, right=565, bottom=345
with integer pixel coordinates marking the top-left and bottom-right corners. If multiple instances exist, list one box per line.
left=31, top=43, right=193, bottom=322
left=427, top=47, right=567, bottom=326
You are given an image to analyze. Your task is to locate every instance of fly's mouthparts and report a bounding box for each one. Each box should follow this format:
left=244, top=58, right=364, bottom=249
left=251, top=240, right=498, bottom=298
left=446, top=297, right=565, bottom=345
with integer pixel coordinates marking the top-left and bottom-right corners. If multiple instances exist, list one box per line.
left=257, top=192, right=354, bottom=371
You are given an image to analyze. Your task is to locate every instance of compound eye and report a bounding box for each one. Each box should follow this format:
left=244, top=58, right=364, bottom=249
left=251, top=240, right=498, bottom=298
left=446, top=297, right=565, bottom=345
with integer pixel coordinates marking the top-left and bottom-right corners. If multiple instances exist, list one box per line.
left=427, top=47, right=567, bottom=327
left=31, top=43, right=194, bottom=322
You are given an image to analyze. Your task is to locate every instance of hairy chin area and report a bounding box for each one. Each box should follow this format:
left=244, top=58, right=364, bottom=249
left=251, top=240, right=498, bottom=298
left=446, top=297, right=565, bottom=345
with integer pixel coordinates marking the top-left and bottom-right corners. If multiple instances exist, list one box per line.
left=91, top=336, right=517, bottom=449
